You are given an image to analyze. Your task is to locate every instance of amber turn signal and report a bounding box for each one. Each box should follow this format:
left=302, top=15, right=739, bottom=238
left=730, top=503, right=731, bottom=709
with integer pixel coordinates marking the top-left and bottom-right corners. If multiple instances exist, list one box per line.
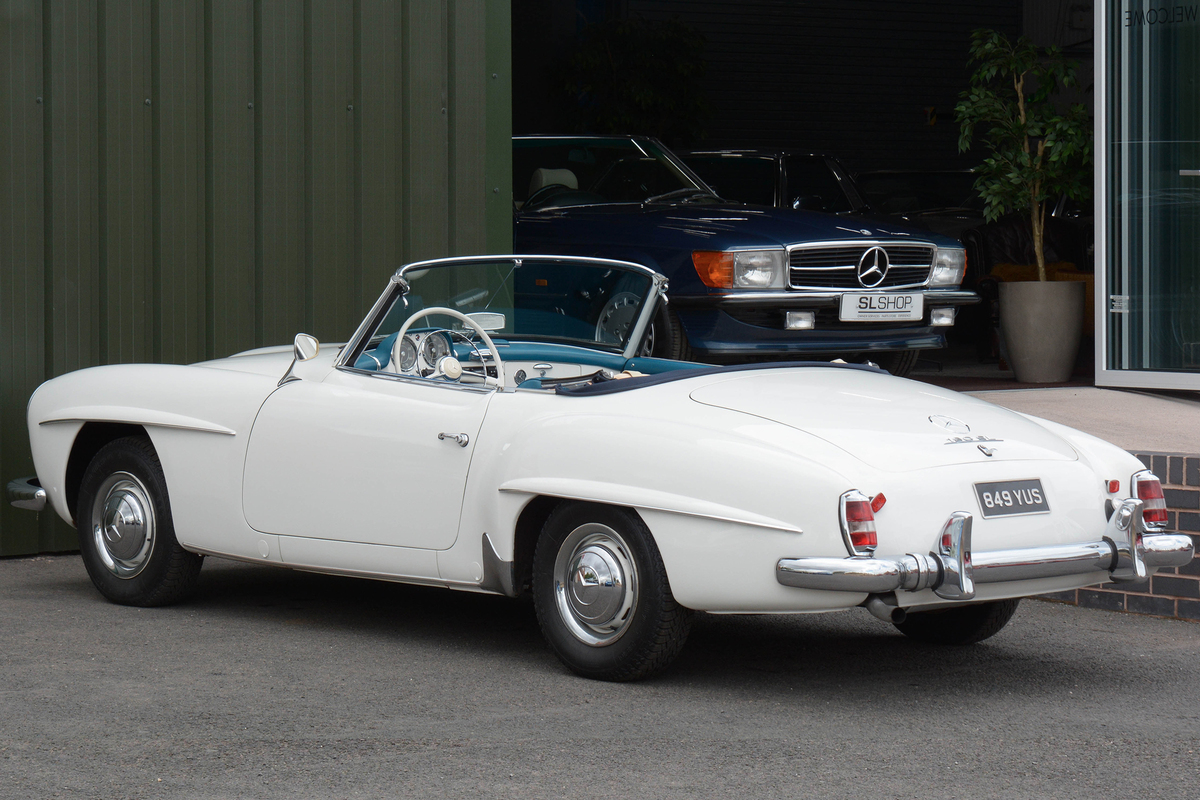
left=692, top=251, right=735, bottom=288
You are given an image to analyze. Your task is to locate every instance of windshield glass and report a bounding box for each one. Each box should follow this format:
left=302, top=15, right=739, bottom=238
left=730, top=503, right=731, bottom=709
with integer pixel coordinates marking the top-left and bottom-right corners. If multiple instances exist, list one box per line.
left=681, top=155, right=777, bottom=206
left=348, top=258, right=657, bottom=370
left=514, top=137, right=714, bottom=207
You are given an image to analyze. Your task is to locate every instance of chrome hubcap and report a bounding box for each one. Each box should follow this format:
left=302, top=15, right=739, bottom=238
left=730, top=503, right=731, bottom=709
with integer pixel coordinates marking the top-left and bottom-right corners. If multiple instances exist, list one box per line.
left=553, top=523, right=638, bottom=646
left=91, top=472, right=156, bottom=579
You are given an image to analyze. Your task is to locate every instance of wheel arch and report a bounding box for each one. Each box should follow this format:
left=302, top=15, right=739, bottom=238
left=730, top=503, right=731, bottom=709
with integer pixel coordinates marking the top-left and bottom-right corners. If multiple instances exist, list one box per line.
left=65, top=422, right=151, bottom=523
left=511, top=494, right=565, bottom=596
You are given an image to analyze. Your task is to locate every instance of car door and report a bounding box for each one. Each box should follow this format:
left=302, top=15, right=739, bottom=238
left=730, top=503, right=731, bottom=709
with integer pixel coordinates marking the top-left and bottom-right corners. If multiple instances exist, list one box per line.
left=241, top=368, right=493, bottom=552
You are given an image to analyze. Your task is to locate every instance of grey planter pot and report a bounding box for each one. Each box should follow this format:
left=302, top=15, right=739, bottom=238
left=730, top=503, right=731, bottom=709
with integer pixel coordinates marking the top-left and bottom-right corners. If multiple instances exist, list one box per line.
left=999, top=280, right=1086, bottom=383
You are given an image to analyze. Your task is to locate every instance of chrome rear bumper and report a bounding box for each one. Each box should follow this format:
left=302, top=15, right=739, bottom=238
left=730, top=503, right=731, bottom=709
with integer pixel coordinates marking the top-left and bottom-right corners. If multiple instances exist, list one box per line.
left=6, top=476, right=46, bottom=512
left=777, top=498, right=1195, bottom=602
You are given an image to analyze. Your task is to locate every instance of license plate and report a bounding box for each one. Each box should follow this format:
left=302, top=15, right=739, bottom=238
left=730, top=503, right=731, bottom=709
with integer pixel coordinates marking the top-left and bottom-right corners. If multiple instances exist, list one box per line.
left=974, top=479, right=1050, bottom=518
left=839, top=292, right=924, bottom=321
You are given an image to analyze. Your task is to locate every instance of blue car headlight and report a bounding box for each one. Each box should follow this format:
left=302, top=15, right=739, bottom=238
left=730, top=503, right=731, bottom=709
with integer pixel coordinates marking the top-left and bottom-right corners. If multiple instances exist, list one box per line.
left=693, top=249, right=787, bottom=289
left=929, top=247, right=967, bottom=287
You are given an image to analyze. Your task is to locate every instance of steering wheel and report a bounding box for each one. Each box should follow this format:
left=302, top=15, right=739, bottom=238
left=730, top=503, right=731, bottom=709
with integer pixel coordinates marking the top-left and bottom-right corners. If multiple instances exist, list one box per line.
left=523, top=183, right=572, bottom=210
left=390, top=306, right=505, bottom=387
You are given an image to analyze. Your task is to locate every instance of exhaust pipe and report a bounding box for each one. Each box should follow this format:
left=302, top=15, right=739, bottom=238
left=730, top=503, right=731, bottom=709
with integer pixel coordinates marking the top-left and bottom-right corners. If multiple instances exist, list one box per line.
left=863, top=593, right=906, bottom=624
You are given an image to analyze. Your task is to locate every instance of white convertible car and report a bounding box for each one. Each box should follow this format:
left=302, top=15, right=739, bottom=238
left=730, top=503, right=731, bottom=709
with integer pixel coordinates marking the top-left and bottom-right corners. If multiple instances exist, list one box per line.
left=8, top=255, right=1194, bottom=680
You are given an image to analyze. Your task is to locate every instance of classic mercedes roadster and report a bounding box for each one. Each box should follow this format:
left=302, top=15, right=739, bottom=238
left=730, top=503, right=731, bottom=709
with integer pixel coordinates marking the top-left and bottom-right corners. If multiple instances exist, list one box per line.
left=8, top=255, right=1194, bottom=681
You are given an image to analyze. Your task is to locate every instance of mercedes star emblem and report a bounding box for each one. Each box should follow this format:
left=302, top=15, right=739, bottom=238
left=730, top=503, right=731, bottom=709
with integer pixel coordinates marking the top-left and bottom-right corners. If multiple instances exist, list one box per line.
left=929, top=414, right=970, bottom=433
left=857, top=246, right=889, bottom=288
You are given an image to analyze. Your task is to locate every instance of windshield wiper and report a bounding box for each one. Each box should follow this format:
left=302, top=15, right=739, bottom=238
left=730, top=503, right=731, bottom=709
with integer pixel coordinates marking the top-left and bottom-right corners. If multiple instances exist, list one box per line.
left=642, top=188, right=715, bottom=205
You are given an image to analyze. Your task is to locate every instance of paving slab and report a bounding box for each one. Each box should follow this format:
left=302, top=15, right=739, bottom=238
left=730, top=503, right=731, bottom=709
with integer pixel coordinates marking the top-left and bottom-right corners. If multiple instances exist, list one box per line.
left=967, top=386, right=1200, bottom=454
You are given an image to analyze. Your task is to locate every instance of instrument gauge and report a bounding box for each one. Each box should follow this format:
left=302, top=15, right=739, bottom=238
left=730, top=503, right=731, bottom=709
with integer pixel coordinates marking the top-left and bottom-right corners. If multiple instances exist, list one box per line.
left=422, top=332, right=451, bottom=365
left=399, top=335, right=418, bottom=371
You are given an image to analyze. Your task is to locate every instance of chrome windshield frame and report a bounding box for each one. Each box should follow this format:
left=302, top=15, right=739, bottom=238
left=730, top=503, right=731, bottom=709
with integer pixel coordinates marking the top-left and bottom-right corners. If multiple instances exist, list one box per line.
left=337, top=255, right=669, bottom=369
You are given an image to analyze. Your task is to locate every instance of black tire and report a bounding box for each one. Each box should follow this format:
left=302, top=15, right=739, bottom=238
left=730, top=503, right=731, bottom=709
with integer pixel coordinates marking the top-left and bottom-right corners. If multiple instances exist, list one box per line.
left=649, top=305, right=695, bottom=362
left=874, top=348, right=920, bottom=377
left=894, top=598, right=1020, bottom=645
left=532, top=502, right=692, bottom=681
left=75, top=436, right=203, bottom=607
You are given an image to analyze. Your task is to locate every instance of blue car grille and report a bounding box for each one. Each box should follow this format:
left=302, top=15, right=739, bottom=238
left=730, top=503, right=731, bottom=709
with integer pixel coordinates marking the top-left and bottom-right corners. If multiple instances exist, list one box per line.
left=788, top=243, right=936, bottom=290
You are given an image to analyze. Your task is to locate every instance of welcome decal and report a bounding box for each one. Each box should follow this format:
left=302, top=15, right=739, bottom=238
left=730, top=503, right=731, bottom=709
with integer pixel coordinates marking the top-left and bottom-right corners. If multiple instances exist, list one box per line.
left=1125, top=5, right=1200, bottom=25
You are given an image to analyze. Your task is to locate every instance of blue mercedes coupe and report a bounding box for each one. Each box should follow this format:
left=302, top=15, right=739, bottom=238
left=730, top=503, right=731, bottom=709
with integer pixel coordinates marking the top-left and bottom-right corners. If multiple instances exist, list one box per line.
left=513, top=136, right=976, bottom=376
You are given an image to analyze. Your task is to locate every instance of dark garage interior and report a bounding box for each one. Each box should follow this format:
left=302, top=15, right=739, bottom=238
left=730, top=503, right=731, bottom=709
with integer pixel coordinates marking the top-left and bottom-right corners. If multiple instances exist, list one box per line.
left=512, top=0, right=1097, bottom=369
left=513, top=0, right=1093, bottom=170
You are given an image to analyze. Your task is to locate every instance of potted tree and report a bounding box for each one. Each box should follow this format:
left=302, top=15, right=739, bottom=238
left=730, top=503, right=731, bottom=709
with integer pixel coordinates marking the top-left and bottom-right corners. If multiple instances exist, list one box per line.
left=956, top=29, right=1092, bottom=383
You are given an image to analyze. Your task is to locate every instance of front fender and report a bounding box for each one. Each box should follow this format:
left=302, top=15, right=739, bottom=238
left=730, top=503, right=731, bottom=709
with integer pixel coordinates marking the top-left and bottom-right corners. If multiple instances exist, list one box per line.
left=27, top=364, right=277, bottom=548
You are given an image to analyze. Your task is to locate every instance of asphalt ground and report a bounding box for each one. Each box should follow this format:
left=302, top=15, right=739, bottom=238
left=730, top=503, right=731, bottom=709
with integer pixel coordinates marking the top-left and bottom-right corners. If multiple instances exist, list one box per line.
left=2, top=555, right=1198, bottom=800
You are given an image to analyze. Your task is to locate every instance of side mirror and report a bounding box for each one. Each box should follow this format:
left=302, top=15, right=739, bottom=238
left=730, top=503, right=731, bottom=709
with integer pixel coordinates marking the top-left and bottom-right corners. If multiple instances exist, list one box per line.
left=293, top=333, right=320, bottom=361
left=792, top=195, right=825, bottom=211
left=280, top=333, right=320, bottom=386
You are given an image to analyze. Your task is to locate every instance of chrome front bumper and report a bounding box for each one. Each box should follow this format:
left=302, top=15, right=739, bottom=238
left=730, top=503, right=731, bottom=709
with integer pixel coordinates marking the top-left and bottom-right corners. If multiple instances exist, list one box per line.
left=777, top=499, right=1195, bottom=602
left=6, top=476, right=46, bottom=512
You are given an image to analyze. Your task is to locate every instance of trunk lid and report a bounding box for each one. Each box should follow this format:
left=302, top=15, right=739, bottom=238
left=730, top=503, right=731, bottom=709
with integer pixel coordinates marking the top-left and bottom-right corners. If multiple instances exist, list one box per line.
left=689, top=368, right=1077, bottom=472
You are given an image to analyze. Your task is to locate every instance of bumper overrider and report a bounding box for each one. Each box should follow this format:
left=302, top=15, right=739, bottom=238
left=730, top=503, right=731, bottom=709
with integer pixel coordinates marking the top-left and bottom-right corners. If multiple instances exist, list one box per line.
left=7, top=476, right=46, bottom=512
left=776, top=499, right=1194, bottom=617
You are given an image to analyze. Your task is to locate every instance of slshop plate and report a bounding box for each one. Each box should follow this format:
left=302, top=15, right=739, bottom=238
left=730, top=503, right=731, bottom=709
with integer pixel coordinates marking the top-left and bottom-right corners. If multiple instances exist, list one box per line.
left=839, top=292, right=924, bottom=321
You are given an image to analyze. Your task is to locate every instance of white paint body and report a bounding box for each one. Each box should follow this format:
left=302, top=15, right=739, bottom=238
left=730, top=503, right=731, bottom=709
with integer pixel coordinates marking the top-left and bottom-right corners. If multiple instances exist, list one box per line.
left=25, top=335, right=1149, bottom=615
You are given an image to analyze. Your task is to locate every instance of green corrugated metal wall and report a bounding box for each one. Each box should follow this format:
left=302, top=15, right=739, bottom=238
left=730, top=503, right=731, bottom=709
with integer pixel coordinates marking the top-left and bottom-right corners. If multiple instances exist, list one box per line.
left=0, top=0, right=513, bottom=555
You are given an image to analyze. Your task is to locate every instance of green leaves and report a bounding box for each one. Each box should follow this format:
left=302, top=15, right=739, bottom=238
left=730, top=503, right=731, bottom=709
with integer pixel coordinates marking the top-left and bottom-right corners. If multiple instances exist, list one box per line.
left=955, top=29, right=1092, bottom=275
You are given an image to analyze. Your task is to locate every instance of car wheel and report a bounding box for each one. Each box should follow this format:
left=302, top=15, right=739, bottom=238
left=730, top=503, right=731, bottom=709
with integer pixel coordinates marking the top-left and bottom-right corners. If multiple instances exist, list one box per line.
left=893, top=598, right=1020, bottom=645
left=649, top=305, right=694, bottom=362
left=874, top=348, right=919, bottom=377
left=75, top=436, right=203, bottom=607
left=532, top=502, right=692, bottom=681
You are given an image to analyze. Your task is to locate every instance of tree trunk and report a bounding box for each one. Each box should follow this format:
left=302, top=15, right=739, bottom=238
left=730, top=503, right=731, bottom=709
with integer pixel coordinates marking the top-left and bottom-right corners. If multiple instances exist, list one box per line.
left=1031, top=198, right=1046, bottom=281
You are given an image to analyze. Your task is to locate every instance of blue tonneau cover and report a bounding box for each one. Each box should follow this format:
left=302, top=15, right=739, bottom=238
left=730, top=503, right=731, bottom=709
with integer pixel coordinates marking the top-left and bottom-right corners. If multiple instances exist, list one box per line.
left=556, top=360, right=884, bottom=396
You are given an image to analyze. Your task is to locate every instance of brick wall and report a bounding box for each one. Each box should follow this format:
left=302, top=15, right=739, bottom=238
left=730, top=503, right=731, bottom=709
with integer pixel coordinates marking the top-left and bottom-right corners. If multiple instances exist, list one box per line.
left=1041, top=453, right=1200, bottom=621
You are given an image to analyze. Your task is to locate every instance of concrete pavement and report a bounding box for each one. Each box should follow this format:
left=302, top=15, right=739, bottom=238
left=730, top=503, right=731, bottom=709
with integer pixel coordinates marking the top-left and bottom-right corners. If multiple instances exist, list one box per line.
left=1, top=555, right=1198, bottom=799
left=967, top=386, right=1200, bottom=454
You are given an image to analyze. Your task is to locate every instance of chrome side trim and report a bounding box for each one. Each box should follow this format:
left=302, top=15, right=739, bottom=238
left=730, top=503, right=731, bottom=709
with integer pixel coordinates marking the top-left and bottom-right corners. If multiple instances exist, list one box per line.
left=497, top=485, right=803, bottom=534
left=775, top=501, right=1195, bottom=597
left=7, top=476, right=46, bottom=512
left=39, top=417, right=236, bottom=435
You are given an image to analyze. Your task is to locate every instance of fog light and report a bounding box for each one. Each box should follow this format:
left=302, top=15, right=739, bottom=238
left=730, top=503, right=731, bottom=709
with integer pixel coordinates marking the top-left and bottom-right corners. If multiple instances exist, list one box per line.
left=930, top=307, right=956, bottom=326
left=786, top=311, right=815, bottom=330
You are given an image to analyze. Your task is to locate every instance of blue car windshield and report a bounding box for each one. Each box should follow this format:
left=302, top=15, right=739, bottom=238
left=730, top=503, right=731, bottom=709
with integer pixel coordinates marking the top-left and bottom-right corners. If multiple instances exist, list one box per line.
left=352, top=258, right=656, bottom=367
left=514, top=137, right=715, bottom=206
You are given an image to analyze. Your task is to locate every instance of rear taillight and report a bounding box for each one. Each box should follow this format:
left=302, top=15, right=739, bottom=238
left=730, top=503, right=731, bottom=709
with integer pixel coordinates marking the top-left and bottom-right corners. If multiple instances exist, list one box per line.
left=1133, top=471, right=1168, bottom=527
left=840, top=490, right=878, bottom=556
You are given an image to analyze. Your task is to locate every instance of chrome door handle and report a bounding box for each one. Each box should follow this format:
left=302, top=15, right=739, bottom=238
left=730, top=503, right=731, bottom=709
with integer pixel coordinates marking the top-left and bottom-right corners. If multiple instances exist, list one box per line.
left=1180, top=170, right=1200, bottom=176
left=438, top=432, right=469, bottom=447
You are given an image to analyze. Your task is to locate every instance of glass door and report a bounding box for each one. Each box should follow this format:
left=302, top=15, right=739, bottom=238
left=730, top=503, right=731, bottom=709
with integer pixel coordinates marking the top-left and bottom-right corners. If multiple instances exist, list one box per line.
left=1100, top=0, right=1200, bottom=388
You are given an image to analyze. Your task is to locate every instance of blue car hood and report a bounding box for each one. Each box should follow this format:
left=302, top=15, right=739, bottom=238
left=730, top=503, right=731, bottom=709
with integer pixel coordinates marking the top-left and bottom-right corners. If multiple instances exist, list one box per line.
left=517, top=201, right=960, bottom=250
